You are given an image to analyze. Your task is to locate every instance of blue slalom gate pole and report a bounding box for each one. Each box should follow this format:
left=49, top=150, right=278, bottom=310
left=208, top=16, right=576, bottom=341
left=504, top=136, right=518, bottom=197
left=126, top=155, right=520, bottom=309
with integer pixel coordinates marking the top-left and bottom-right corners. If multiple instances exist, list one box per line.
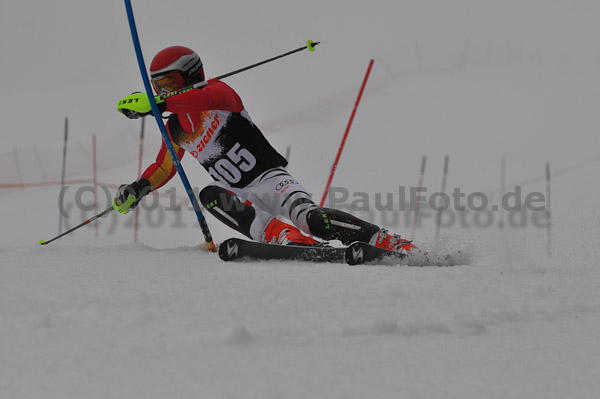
left=123, top=0, right=216, bottom=251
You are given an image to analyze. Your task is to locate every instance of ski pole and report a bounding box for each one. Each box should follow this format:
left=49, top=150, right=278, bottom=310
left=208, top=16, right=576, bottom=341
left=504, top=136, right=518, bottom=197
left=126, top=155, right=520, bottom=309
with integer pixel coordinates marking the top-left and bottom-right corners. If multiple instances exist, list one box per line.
left=39, top=207, right=113, bottom=246
left=39, top=195, right=137, bottom=245
left=160, top=40, right=320, bottom=101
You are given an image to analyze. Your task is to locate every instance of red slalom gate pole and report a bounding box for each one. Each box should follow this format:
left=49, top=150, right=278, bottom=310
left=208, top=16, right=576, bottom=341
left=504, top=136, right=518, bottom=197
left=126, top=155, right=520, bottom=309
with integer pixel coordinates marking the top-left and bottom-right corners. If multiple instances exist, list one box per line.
left=58, top=117, right=69, bottom=234
left=319, top=59, right=374, bottom=207
left=545, top=162, right=552, bottom=257
left=410, top=155, right=427, bottom=241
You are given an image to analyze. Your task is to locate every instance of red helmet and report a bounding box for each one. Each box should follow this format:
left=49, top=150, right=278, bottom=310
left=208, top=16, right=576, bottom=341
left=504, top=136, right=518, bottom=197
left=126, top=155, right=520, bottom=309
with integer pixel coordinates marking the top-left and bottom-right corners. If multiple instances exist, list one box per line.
left=149, top=46, right=205, bottom=94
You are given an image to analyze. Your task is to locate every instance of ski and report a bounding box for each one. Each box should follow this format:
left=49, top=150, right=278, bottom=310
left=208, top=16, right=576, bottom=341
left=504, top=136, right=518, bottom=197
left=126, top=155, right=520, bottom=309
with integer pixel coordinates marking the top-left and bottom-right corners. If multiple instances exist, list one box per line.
left=345, top=241, right=408, bottom=265
left=218, top=238, right=464, bottom=266
left=345, top=241, right=469, bottom=266
left=218, top=238, right=346, bottom=262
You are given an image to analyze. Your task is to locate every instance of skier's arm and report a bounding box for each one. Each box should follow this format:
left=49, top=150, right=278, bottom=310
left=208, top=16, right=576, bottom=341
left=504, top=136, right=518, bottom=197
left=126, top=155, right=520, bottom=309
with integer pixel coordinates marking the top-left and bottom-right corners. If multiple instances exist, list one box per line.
left=113, top=120, right=184, bottom=213
left=164, top=81, right=243, bottom=114
left=141, top=139, right=185, bottom=191
left=117, top=82, right=243, bottom=117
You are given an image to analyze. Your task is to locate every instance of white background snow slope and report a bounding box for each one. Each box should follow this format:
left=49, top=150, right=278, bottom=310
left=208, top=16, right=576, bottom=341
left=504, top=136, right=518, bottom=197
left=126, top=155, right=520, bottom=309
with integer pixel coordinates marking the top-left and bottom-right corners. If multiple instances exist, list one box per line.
left=1, top=1, right=600, bottom=398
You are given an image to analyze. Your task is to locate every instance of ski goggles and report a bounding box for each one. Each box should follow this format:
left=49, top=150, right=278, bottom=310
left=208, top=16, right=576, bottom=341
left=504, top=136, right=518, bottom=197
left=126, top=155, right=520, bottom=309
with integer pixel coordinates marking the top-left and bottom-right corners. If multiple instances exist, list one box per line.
left=151, top=72, right=185, bottom=94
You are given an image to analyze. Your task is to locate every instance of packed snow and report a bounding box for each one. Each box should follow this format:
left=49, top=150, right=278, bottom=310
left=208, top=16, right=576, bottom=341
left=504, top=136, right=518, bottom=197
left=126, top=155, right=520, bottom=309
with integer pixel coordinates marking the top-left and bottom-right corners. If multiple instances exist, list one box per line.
left=2, top=1, right=600, bottom=398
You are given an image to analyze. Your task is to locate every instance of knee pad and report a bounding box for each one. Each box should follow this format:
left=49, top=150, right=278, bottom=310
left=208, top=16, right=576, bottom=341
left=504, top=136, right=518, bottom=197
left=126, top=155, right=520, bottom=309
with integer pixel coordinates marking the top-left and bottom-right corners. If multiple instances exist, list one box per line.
left=199, top=185, right=255, bottom=238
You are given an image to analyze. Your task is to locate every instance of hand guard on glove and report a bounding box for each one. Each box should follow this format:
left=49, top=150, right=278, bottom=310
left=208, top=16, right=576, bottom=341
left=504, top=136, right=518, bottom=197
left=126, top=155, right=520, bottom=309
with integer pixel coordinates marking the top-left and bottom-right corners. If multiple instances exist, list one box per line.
left=117, top=92, right=166, bottom=119
left=113, top=178, right=152, bottom=214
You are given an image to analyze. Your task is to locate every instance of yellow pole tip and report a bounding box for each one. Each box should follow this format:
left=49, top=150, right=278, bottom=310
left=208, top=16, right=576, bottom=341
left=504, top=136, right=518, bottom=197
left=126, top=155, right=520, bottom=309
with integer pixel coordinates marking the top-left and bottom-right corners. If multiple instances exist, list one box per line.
left=307, top=40, right=319, bottom=52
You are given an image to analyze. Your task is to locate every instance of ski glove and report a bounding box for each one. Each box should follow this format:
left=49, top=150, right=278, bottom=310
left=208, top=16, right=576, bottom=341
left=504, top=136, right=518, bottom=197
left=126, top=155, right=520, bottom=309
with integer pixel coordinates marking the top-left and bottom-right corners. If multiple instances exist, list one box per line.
left=113, top=178, right=152, bottom=214
left=117, top=92, right=166, bottom=119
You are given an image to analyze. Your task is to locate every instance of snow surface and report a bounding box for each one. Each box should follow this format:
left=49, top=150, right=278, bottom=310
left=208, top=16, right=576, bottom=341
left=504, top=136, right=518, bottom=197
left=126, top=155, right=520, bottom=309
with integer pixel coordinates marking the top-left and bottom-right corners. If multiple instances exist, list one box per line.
left=2, top=1, right=600, bottom=398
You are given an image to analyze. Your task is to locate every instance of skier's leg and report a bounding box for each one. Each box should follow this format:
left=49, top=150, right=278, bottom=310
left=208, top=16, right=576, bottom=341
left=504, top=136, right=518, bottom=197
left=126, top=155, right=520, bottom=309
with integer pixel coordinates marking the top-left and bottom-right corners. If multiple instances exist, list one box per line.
left=199, top=182, right=318, bottom=245
left=202, top=168, right=415, bottom=252
left=248, top=169, right=406, bottom=248
left=199, top=183, right=261, bottom=239
left=306, top=207, right=417, bottom=253
left=246, top=167, right=318, bottom=233
left=305, top=207, right=379, bottom=244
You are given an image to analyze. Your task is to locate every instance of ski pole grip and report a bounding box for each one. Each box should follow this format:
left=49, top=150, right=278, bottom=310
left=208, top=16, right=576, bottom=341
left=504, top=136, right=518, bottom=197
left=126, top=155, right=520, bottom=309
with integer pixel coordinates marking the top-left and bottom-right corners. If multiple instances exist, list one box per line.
left=113, top=193, right=137, bottom=214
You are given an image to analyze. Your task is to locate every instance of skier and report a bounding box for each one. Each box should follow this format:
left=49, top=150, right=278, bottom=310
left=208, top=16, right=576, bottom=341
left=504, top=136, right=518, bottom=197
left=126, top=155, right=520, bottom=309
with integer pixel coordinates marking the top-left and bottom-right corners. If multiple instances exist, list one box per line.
left=115, top=45, right=415, bottom=254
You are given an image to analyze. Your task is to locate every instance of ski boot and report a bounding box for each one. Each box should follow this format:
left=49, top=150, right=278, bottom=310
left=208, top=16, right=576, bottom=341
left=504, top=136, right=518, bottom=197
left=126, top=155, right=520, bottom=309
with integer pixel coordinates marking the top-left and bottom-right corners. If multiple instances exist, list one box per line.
left=370, top=229, right=417, bottom=255
left=262, top=218, right=321, bottom=246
